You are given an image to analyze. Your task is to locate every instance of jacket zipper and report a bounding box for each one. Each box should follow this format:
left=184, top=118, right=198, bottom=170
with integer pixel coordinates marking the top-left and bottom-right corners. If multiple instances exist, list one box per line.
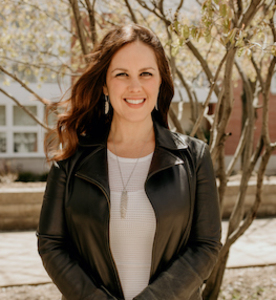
left=75, top=173, right=124, bottom=299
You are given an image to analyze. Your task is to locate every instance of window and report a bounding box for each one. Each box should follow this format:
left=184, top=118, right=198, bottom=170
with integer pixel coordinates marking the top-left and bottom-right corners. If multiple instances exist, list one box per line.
left=0, top=132, right=6, bottom=152
left=44, top=107, right=58, bottom=126
left=0, top=106, right=5, bottom=125
left=13, top=106, right=37, bottom=126
left=13, top=132, right=37, bottom=153
left=0, top=82, right=64, bottom=158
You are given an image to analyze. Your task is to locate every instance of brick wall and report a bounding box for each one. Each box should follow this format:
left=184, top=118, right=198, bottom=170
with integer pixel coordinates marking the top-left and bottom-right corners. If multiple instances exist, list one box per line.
left=222, top=80, right=276, bottom=156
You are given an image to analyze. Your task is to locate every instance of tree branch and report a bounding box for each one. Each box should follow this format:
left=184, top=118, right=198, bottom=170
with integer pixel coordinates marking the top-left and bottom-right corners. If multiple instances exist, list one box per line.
left=209, top=47, right=237, bottom=162
left=18, top=0, right=77, bottom=38
left=186, top=41, right=220, bottom=97
left=0, top=56, right=77, bottom=77
left=174, top=0, right=184, bottom=23
left=269, top=4, right=276, bottom=41
left=237, top=0, right=243, bottom=20
left=176, top=68, right=196, bottom=120
left=168, top=106, right=185, bottom=134
left=209, top=82, right=224, bottom=147
left=238, top=0, right=264, bottom=29
left=69, top=0, right=90, bottom=59
left=235, top=59, right=255, bottom=169
left=222, top=145, right=272, bottom=255
left=124, top=0, right=138, bottom=23
left=190, top=49, right=230, bottom=137
left=135, top=0, right=170, bottom=25
left=0, top=87, right=50, bottom=130
left=217, top=141, right=227, bottom=213
left=84, top=0, right=98, bottom=45
left=226, top=119, right=249, bottom=177
left=0, top=65, right=51, bottom=106
left=264, top=56, right=276, bottom=96
left=175, top=68, right=207, bottom=141
left=251, top=56, right=264, bottom=89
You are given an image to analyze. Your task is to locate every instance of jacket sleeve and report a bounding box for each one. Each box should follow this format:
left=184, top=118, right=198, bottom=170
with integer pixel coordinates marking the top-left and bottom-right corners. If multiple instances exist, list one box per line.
left=133, top=144, right=222, bottom=300
left=37, top=162, right=117, bottom=300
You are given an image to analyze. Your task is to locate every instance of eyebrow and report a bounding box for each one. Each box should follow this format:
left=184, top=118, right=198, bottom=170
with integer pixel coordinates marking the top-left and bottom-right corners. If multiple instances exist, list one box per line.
left=111, top=67, right=156, bottom=74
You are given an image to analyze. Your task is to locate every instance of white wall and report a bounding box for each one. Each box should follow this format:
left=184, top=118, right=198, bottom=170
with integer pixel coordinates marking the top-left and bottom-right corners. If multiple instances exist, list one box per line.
left=0, top=82, right=67, bottom=174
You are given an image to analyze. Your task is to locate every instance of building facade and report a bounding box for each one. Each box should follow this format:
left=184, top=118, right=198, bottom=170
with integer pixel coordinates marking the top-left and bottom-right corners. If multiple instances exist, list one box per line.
left=0, top=82, right=64, bottom=174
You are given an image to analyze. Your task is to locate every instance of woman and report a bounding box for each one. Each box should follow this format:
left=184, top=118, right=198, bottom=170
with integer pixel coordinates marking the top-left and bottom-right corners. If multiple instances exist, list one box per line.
left=37, top=24, right=221, bottom=300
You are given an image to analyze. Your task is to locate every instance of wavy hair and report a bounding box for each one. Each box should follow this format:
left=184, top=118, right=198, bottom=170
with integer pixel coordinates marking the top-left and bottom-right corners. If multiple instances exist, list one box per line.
left=45, top=24, right=174, bottom=162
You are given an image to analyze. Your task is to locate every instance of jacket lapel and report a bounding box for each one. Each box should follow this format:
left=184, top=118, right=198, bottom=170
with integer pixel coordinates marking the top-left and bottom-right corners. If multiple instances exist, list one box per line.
left=147, top=121, right=188, bottom=179
left=76, top=120, right=189, bottom=199
left=75, top=146, right=110, bottom=199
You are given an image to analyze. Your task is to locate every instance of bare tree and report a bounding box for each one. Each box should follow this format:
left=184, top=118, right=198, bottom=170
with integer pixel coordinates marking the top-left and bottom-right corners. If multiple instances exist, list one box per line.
left=1, top=1, right=276, bottom=298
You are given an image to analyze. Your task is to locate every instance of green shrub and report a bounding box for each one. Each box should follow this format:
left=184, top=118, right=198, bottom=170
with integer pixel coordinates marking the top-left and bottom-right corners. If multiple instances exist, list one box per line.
left=16, top=172, right=48, bottom=182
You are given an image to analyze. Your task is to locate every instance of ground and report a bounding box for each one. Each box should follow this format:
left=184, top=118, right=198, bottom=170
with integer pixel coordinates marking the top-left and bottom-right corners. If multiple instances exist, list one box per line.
left=1, top=178, right=275, bottom=299
left=0, top=265, right=276, bottom=300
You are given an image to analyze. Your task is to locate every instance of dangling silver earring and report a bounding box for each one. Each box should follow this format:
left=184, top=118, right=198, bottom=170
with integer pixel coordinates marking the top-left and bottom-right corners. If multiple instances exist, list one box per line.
left=155, top=100, right=158, bottom=111
left=105, top=95, right=109, bottom=114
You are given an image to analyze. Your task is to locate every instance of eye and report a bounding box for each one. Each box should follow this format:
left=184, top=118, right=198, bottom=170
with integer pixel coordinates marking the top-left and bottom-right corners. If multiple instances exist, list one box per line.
left=115, top=72, right=128, bottom=77
left=141, top=72, right=153, bottom=77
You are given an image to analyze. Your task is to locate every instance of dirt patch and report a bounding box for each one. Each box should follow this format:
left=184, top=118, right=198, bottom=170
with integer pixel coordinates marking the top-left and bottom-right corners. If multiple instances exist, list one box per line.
left=1, top=266, right=276, bottom=300
left=220, top=265, right=276, bottom=299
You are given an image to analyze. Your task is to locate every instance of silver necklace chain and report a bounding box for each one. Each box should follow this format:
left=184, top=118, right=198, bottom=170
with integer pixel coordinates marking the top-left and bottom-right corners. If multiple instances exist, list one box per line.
left=111, top=128, right=153, bottom=219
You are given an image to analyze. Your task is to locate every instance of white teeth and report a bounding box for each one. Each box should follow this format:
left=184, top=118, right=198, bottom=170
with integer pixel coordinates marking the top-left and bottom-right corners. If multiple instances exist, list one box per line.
left=125, top=99, right=145, bottom=104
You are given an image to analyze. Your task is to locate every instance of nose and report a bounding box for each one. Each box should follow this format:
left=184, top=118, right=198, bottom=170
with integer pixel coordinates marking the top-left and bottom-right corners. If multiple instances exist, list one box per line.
left=128, top=77, right=142, bottom=92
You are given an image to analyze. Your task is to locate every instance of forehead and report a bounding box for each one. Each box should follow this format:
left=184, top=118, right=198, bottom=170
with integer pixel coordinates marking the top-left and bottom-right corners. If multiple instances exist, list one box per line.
left=109, top=41, right=158, bottom=68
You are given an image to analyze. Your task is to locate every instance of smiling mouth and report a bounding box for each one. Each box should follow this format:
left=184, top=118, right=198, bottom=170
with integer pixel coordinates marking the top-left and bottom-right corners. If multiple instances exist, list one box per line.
left=124, top=98, right=145, bottom=104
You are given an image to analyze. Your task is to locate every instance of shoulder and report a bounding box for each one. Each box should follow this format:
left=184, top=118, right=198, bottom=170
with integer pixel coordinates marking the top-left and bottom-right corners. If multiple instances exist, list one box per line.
left=54, top=144, right=92, bottom=175
left=171, top=131, right=211, bottom=172
left=172, top=131, right=208, bottom=153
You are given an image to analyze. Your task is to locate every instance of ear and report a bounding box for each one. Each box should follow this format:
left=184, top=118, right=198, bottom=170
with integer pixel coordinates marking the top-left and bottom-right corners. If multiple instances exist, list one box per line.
left=103, top=85, right=108, bottom=96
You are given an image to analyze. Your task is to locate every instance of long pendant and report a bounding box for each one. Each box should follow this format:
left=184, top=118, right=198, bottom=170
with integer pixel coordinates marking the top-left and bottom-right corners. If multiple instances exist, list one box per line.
left=120, top=190, right=128, bottom=219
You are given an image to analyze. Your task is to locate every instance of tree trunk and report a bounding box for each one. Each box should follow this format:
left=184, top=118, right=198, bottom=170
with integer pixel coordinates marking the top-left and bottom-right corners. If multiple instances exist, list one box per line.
left=240, top=88, right=247, bottom=170
left=202, top=251, right=229, bottom=300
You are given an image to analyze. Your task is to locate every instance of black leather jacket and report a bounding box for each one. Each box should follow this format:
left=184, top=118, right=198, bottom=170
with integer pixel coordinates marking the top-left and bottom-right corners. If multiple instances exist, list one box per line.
left=37, top=121, right=221, bottom=300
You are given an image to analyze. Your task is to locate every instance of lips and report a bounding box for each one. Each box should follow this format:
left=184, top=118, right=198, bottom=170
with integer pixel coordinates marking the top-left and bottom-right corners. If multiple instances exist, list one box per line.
left=124, top=98, right=145, bottom=104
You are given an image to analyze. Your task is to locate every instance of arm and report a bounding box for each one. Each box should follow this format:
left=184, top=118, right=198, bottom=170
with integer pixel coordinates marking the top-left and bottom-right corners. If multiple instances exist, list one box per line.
left=133, top=144, right=222, bottom=300
left=37, top=162, right=117, bottom=300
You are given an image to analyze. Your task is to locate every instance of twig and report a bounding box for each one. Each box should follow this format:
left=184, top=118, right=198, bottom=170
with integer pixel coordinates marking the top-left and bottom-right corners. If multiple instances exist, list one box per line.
left=222, top=146, right=272, bottom=255
left=226, top=119, right=249, bottom=177
left=0, top=65, right=51, bottom=106
left=0, top=56, right=76, bottom=77
left=186, top=41, right=220, bottom=97
left=168, top=107, right=184, bottom=134
left=18, top=0, right=77, bottom=38
left=190, top=49, right=230, bottom=137
left=173, top=0, right=184, bottom=24
left=69, top=0, right=90, bottom=60
left=124, top=0, right=138, bottom=23
left=84, top=0, right=98, bottom=45
left=135, top=0, right=170, bottom=25
left=0, top=87, right=50, bottom=130
left=238, top=0, right=264, bottom=29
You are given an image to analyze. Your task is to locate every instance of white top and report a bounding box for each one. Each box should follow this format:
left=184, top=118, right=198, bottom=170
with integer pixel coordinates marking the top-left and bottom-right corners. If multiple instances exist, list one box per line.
left=107, top=149, right=156, bottom=300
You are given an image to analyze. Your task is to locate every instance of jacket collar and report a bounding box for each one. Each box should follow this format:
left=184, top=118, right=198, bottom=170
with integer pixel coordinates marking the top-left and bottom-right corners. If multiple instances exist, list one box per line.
left=76, top=120, right=188, bottom=197
left=78, top=120, right=188, bottom=151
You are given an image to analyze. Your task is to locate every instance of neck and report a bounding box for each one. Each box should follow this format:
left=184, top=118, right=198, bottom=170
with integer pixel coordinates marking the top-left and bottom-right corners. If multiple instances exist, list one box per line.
left=110, top=116, right=154, bottom=144
left=107, top=116, right=155, bottom=158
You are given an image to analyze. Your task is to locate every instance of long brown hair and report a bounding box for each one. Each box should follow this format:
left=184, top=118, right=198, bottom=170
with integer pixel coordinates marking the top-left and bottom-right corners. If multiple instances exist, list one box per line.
left=45, top=24, right=174, bottom=162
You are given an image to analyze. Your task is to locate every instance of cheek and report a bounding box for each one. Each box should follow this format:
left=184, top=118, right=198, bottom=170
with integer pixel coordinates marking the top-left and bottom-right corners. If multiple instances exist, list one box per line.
left=109, top=80, right=125, bottom=94
left=146, top=80, right=160, bottom=94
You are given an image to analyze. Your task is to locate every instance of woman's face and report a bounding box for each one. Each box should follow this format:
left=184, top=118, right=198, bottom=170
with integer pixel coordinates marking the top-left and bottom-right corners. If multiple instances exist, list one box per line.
left=103, top=41, right=162, bottom=125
